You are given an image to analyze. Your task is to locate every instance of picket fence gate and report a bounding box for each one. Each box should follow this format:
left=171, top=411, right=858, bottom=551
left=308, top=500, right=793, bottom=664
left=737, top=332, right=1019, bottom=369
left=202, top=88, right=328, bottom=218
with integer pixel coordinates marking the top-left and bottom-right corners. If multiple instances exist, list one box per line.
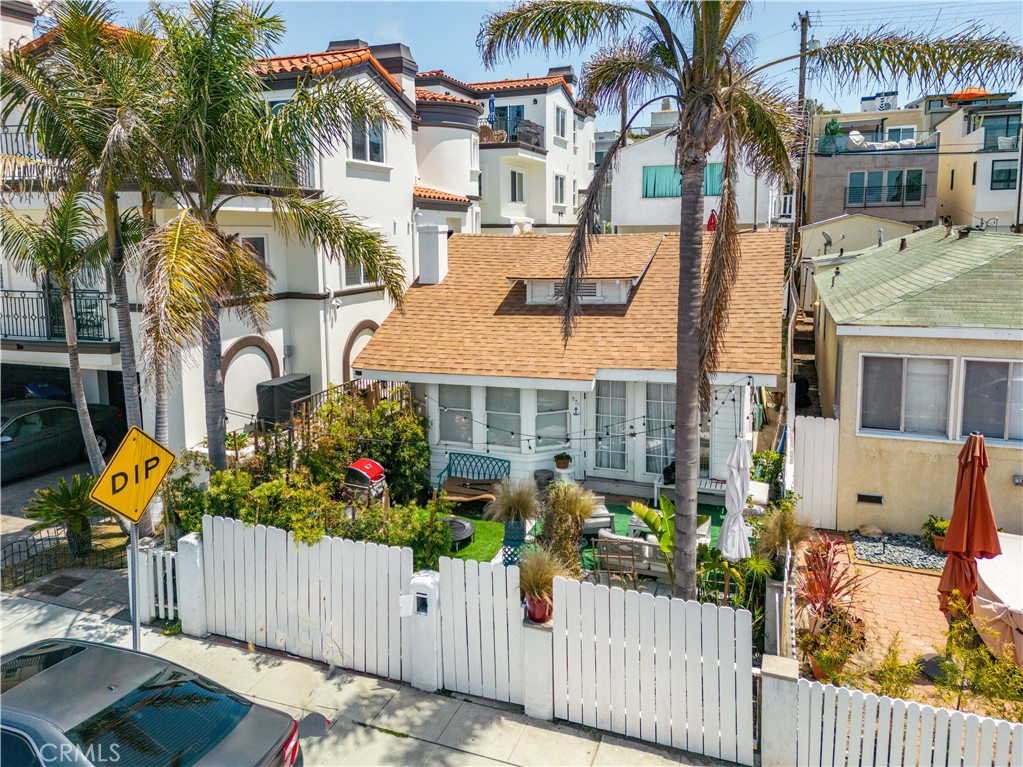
left=438, top=557, right=524, bottom=705
left=796, top=679, right=1023, bottom=767
left=793, top=415, right=839, bottom=529
left=552, top=578, right=756, bottom=766
left=200, top=515, right=413, bottom=681
left=137, top=546, right=178, bottom=621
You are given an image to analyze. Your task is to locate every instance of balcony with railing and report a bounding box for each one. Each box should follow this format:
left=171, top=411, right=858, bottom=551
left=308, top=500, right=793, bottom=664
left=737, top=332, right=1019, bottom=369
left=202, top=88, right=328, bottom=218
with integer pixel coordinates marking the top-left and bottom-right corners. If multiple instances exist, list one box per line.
left=815, top=130, right=938, bottom=155
left=1, top=127, right=316, bottom=189
left=478, top=116, right=546, bottom=150
left=982, top=130, right=1020, bottom=152
left=0, top=290, right=114, bottom=344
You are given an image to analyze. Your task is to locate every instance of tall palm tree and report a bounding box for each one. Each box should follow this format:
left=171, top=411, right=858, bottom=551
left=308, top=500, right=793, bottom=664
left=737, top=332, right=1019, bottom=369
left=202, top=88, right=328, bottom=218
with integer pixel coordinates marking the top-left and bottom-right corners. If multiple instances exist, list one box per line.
left=1, top=192, right=139, bottom=476
left=1, top=0, right=161, bottom=436
left=143, top=0, right=407, bottom=471
left=480, top=1, right=1023, bottom=599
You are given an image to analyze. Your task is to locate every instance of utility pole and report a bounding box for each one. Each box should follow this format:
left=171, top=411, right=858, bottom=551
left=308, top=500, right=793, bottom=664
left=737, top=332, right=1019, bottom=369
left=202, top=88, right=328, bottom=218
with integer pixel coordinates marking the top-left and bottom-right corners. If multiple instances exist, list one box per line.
left=792, top=11, right=811, bottom=251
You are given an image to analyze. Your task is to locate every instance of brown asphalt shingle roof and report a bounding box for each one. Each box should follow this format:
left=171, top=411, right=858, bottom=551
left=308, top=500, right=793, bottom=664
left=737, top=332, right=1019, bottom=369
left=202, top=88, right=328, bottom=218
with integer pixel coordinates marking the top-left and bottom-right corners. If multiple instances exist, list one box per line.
left=356, top=231, right=786, bottom=382
left=504, top=234, right=662, bottom=280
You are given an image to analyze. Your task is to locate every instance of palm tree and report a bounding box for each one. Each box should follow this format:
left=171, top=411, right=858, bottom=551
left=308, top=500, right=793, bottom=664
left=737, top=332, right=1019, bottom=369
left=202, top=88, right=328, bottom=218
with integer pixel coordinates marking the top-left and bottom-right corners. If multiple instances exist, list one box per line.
left=1, top=192, right=138, bottom=475
left=1, top=0, right=162, bottom=436
left=480, top=1, right=1023, bottom=599
left=143, top=0, right=407, bottom=471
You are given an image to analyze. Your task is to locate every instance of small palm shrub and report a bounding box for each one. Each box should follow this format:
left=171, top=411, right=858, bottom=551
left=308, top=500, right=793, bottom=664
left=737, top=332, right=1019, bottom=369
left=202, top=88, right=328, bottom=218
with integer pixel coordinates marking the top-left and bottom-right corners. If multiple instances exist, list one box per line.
left=754, top=493, right=811, bottom=579
left=26, top=474, right=103, bottom=557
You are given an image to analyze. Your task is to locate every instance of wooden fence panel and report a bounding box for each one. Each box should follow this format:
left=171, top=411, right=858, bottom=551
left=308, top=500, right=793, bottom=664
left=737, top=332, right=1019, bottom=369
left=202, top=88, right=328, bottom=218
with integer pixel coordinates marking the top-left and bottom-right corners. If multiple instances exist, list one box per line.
left=793, top=415, right=839, bottom=529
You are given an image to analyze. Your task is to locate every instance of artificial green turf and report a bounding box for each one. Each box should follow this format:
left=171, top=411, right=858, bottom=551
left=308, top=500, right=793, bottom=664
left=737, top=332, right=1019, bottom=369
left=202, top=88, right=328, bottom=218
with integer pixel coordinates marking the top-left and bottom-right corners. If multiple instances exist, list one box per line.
left=604, top=503, right=726, bottom=546
left=416, top=507, right=506, bottom=563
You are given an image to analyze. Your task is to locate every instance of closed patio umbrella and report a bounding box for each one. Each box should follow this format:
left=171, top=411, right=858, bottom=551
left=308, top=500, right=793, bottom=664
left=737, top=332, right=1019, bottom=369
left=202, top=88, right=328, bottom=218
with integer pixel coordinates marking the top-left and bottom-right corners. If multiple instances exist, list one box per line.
left=718, top=436, right=753, bottom=562
left=938, top=433, right=1002, bottom=614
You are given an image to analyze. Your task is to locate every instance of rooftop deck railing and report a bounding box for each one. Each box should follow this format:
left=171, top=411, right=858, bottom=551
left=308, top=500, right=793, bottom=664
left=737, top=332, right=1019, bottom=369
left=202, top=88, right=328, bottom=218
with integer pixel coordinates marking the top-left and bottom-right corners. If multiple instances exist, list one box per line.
left=816, top=130, right=938, bottom=154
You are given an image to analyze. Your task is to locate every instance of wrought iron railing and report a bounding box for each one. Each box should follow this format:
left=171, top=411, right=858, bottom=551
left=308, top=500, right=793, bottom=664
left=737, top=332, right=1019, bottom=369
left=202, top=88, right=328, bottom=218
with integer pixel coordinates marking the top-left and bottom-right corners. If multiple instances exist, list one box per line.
left=0, top=289, right=113, bottom=342
left=844, top=184, right=927, bottom=208
left=479, top=116, right=546, bottom=149
left=815, top=130, right=938, bottom=154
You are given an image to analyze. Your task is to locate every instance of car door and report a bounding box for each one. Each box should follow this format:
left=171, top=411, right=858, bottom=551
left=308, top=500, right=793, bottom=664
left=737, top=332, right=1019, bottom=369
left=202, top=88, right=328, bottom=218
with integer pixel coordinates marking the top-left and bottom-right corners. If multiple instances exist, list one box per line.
left=1, top=410, right=64, bottom=477
left=48, top=407, right=83, bottom=463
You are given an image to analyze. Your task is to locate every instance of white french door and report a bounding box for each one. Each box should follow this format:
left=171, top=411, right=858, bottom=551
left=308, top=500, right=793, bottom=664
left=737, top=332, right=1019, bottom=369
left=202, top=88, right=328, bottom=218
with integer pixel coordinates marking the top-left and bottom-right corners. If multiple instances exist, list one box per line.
left=593, top=380, right=628, bottom=473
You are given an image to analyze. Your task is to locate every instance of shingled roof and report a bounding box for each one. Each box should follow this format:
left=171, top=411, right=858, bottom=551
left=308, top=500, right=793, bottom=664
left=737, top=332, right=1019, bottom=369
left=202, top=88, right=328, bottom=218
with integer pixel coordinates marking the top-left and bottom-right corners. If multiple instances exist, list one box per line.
left=355, top=231, right=787, bottom=382
left=814, top=228, right=1023, bottom=329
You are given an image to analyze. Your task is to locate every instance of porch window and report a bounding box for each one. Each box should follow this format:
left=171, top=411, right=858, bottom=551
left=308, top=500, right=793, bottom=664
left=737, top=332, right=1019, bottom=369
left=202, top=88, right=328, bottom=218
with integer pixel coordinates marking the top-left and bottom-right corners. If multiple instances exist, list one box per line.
left=595, top=380, right=627, bottom=470
left=536, top=390, right=569, bottom=446
left=486, top=387, right=520, bottom=447
left=645, top=383, right=675, bottom=474
left=438, top=385, right=472, bottom=444
left=699, top=401, right=711, bottom=477
left=961, top=360, right=1023, bottom=442
left=352, top=116, right=384, bottom=163
left=859, top=355, right=951, bottom=436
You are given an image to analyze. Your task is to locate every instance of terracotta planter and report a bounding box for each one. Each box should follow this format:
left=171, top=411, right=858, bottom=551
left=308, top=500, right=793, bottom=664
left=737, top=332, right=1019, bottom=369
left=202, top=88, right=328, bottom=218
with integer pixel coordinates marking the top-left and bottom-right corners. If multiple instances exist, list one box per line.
left=525, top=594, right=553, bottom=623
left=555, top=458, right=571, bottom=470
left=809, top=656, right=845, bottom=683
left=933, top=534, right=946, bottom=551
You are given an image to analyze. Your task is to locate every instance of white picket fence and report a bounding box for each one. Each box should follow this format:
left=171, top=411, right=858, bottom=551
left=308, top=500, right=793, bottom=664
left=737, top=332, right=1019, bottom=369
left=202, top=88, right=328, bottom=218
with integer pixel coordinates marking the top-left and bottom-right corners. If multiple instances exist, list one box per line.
left=137, top=546, right=178, bottom=622
left=793, top=415, right=839, bottom=529
left=796, top=679, right=1023, bottom=767
left=200, top=515, right=413, bottom=681
left=438, top=557, right=524, bottom=704
left=552, top=578, right=756, bottom=766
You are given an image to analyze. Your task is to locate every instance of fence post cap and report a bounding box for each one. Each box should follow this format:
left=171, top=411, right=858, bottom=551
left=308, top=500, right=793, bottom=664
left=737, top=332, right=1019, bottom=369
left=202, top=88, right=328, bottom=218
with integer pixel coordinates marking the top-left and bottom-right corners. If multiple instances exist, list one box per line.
left=761, top=654, right=799, bottom=681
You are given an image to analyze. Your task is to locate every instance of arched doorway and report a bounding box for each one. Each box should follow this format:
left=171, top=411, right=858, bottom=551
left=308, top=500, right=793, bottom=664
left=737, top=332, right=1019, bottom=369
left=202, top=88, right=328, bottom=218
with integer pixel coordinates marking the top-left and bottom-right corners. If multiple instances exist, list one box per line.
left=342, top=320, right=379, bottom=382
left=221, top=336, right=280, bottom=431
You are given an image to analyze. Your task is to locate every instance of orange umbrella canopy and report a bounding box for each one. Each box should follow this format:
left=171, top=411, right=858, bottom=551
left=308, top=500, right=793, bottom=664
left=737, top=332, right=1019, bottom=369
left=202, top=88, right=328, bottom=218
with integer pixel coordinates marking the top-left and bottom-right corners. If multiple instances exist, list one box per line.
left=950, top=87, right=991, bottom=101
left=938, top=433, right=1003, bottom=613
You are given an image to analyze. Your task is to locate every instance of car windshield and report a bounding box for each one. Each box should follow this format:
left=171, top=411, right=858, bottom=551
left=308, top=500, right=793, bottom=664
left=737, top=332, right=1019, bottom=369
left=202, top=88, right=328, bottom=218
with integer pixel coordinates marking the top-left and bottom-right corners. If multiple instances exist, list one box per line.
left=65, top=666, right=252, bottom=767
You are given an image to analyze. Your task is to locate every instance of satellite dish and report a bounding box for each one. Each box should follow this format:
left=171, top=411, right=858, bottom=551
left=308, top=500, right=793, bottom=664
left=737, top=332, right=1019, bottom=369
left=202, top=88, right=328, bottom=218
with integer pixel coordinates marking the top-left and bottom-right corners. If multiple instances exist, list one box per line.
left=822, top=232, right=833, bottom=247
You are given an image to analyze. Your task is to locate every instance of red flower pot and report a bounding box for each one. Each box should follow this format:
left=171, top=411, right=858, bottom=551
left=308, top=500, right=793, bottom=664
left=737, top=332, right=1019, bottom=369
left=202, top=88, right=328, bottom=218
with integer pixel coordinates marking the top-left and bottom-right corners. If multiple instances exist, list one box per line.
left=526, top=594, right=553, bottom=623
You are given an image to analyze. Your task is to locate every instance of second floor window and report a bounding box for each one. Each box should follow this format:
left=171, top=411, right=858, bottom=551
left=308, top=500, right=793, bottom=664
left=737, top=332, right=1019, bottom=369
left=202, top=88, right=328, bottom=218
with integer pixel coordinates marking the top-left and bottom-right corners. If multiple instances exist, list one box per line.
left=847, top=169, right=923, bottom=206
left=510, top=170, right=525, bottom=203
left=555, top=107, right=567, bottom=139
left=886, top=127, right=915, bottom=142
left=860, top=355, right=951, bottom=436
left=345, top=258, right=366, bottom=287
left=554, top=175, right=566, bottom=205
left=352, top=117, right=384, bottom=163
left=991, top=159, right=1018, bottom=190
left=641, top=164, right=724, bottom=198
left=241, top=236, right=266, bottom=264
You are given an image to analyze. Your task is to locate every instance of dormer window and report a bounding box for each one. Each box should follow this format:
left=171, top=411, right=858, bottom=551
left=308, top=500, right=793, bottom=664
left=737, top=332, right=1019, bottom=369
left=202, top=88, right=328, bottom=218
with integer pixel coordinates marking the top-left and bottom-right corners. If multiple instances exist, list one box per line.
left=553, top=281, right=597, bottom=299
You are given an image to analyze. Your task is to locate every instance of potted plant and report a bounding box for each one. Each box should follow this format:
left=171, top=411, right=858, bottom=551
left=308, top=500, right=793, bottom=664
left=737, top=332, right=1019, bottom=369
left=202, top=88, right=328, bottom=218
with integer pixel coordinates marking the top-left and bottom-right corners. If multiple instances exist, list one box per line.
left=484, top=479, right=540, bottom=550
left=922, top=515, right=951, bottom=551
left=750, top=450, right=782, bottom=503
left=797, top=608, right=867, bottom=682
left=25, top=474, right=103, bottom=557
left=753, top=492, right=811, bottom=580
left=554, top=452, right=572, bottom=470
left=536, top=482, right=598, bottom=576
left=518, top=547, right=569, bottom=623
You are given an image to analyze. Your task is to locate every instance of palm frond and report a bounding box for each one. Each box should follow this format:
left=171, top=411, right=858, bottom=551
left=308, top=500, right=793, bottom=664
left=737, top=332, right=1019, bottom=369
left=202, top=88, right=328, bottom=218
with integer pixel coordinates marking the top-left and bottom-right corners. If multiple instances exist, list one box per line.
left=220, top=233, right=273, bottom=333
left=581, top=40, right=675, bottom=112
left=478, top=0, right=640, bottom=67
left=730, top=77, right=799, bottom=181
left=810, top=25, right=1023, bottom=92
left=266, top=194, right=406, bottom=308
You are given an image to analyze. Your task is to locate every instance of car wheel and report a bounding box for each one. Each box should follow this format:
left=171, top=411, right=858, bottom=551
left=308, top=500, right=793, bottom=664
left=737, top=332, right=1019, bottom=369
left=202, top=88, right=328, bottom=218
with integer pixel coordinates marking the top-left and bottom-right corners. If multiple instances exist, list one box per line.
left=82, top=433, right=110, bottom=458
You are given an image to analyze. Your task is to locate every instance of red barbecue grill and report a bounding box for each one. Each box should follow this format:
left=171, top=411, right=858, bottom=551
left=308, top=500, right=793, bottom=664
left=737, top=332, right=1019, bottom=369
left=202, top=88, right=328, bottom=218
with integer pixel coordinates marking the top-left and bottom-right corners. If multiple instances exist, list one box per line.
left=343, top=458, right=387, bottom=504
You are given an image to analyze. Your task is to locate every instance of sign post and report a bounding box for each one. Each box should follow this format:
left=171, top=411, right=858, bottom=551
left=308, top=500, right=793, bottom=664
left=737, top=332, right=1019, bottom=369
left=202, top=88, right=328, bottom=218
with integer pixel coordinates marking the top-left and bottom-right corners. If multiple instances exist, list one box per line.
left=89, top=426, right=175, bottom=651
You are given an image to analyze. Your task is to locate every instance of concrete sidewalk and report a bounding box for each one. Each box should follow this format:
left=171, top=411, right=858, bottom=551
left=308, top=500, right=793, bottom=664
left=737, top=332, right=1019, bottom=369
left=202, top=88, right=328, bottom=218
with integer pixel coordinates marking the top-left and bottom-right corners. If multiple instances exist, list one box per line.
left=1, top=594, right=730, bottom=767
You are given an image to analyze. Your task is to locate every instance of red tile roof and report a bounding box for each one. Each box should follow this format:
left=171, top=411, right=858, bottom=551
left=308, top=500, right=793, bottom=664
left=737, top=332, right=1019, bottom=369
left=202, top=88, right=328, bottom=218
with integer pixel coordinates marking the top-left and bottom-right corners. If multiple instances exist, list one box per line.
left=20, top=22, right=139, bottom=54
left=415, top=88, right=480, bottom=108
left=467, top=75, right=571, bottom=94
left=413, top=186, right=471, bottom=204
left=255, top=49, right=402, bottom=94
left=417, top=70, right=470, bottom=88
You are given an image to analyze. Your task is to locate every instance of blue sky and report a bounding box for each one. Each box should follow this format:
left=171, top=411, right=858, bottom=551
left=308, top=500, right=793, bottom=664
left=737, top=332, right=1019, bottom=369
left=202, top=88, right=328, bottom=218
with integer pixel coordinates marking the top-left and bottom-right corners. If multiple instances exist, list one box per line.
left=112, top=0, right=1023, bottom=131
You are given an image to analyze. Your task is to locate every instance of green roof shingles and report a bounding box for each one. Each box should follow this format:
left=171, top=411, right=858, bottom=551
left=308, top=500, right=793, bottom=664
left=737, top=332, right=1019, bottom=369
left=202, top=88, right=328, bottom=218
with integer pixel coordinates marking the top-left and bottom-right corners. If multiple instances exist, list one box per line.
left=814, top=229, right=1023, bottom=329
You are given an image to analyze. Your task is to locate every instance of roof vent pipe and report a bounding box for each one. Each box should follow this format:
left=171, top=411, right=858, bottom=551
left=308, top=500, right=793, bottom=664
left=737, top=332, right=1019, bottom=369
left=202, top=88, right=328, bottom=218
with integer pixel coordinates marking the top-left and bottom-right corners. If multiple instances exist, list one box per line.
left=831, top=266, right=841, bottom=287
left=958, top=228, right=970, bottom=240
left=878, top=228, right=884, bottom=247
left=899, top=238, right=907, bottom=251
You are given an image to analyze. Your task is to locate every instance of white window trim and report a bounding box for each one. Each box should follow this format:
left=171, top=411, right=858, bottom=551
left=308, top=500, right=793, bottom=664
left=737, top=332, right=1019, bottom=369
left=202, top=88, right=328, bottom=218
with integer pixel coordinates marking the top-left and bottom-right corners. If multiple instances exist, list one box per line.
left=510, top=169, right=525, bottom=204
left=854, top=352, right=956, bottom=440
left=956, top=356, right=1023, bottom=445
left=485, top=387, right=521, bottom=451
left=436, top=384, right=473, bottom=448
left=846, top=168, right=925, bottom=206
left=553, top=174, right=567, bottom=206
left=351, top=117, right=386, bottom=165
left=555, top=106, right=568, bottom=139
left=534, top=389, right=571, bottom=452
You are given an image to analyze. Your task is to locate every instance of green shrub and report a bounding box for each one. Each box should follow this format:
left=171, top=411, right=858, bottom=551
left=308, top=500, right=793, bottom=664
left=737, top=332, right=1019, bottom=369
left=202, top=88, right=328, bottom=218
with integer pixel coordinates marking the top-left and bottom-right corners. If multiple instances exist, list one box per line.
left=921, top=515, right=950, bottom=550
left=241, top=478, right=338, bottom=545
left=868, top=633, right=923, bottom=699
left=364, top=400, right=430, bottom=504
left=206, top=470, right=253, bottom=520
left=328, top=497, right=452, bottom=569
left=751, top=450, right=783, bottom=486
left=163, top=451, right=211, bottom=534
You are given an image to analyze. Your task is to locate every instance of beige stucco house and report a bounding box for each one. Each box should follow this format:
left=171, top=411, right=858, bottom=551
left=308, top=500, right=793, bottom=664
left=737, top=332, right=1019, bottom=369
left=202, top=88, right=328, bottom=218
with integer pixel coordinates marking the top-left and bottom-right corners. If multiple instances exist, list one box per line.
left=813, top=227, right=1023, bottom=535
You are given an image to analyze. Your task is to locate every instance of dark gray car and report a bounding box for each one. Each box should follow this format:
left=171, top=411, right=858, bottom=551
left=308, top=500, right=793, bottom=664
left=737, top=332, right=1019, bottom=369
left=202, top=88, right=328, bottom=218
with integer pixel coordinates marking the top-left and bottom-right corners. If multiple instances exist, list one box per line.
left=0, top=640, right=302, bottom=767
left=0, top=400, right=127, bottom=482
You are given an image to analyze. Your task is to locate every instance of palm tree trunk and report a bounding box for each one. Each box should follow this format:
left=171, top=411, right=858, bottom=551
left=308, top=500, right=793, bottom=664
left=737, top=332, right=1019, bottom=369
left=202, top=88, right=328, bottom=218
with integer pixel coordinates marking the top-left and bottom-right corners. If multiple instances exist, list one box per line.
left=154, top=353, right=171, bottom=544
left=103, top=183, right=142, bottom=431
left=673, top=157, right=707, bottom=601
left=203, top=311, right=228, bottom=471
left=62, top=290, right=105, bottom=474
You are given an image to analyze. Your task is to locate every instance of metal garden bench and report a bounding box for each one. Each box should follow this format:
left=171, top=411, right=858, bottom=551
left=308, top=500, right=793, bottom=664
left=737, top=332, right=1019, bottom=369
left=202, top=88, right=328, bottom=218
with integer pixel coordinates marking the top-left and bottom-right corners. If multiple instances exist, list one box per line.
left=436, top=452, right=511, bottom=503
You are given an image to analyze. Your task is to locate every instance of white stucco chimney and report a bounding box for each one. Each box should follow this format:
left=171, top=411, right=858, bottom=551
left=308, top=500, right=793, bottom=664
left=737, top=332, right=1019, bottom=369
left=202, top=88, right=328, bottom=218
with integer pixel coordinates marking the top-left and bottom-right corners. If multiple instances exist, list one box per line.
left=417, top=224, right=449, bottom=284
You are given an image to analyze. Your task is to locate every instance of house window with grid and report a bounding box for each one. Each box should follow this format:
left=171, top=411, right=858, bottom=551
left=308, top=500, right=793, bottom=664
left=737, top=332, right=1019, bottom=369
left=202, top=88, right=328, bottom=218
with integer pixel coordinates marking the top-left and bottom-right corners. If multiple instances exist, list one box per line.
left=345, top=257, right=368, bottom=287
left=595, top=380, right=627, bottom=470
left=536, top=390, right=569, bottom=446
left=991, top=159, right=1018, bottom=190
left=510, top=170, right=525, bottom=203
left=961, top=360, right=1023, bottom=442
left=352, top=116, right=384, bottom=163
left=554, top=175, right=566, bottom=205
left=645, top=383, right=676, bottom=474
left=886, top=127, right=915, bottom=142
left=847, top=169, right=923, bottom=205
left=859, top=355, right=951, bottom=436
left=438, top=385, right=472, bottom=444
left=486, top=387, right=520, bottom=447
left=555, top=107, right=567, bottom=139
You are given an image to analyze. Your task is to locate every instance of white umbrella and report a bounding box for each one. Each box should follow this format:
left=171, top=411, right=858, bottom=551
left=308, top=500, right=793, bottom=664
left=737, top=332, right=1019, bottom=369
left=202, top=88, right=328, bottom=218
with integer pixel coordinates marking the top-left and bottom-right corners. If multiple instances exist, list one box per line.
left=719, top=436, right=753, bottom=561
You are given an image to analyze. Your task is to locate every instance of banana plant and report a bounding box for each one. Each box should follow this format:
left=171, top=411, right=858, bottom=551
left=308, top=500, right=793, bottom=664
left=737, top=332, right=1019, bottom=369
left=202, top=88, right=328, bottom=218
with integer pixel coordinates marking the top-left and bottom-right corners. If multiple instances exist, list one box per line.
left=629, top=494, right=677, bottom=587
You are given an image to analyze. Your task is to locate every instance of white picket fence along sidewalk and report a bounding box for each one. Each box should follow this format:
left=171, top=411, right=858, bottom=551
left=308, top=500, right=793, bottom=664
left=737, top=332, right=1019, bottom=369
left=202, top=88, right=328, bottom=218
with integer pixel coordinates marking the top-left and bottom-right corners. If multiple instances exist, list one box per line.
left=552, top=578, right=756, bottom=765
left=134, top=544, right=178, bottom=622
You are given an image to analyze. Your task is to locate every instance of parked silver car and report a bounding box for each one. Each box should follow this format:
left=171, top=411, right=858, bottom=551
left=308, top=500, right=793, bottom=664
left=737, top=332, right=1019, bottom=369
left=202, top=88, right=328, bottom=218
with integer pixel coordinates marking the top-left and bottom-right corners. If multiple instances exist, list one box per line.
left=0, top=400, right=127, bottom=482
left=0, top=639, right=302, bottom=766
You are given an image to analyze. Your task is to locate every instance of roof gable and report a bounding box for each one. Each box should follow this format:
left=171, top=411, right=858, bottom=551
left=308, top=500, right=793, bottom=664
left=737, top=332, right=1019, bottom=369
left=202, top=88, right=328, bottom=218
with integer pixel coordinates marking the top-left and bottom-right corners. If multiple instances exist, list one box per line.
left=255, top=49, right=402, bottom=94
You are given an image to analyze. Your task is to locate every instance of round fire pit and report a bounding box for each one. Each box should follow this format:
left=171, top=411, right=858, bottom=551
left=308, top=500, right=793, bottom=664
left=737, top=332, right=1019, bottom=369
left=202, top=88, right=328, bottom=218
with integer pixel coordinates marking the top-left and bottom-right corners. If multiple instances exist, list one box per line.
left=446, top=517, right=476, bottom=552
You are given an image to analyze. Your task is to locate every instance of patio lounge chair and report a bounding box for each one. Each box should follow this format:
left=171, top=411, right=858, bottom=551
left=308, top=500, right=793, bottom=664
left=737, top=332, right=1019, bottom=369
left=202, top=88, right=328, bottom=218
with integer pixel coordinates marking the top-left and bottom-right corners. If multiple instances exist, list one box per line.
left=436, top=452, right=511, bottom=504
left=594, top=529, right=671, bottom=583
